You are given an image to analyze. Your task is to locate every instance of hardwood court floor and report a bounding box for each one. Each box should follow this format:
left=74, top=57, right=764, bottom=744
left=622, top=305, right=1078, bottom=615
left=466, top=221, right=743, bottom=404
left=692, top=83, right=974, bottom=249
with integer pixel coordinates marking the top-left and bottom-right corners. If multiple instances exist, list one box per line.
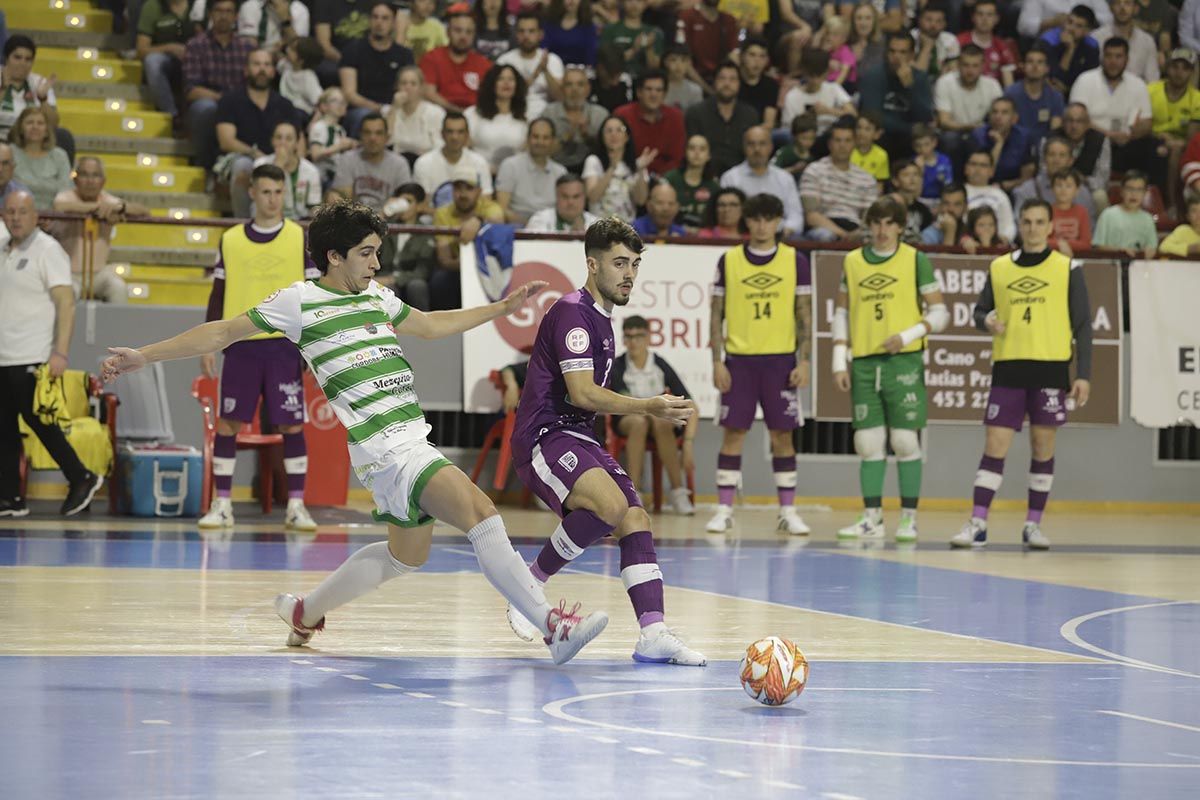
left=1, top=504, right=1197, bottom=799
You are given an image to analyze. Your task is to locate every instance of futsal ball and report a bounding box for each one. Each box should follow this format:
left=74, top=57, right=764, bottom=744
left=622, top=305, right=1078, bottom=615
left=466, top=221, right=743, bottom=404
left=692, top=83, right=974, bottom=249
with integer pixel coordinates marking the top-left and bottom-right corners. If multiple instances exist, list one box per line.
left=739, top=636, right=809, bottom=706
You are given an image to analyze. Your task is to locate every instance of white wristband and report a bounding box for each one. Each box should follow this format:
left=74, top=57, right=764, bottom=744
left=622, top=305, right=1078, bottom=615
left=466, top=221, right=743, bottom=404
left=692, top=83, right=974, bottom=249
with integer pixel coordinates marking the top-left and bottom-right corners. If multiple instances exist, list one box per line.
left=832, top=343, right=848, bottom=373
left=898, top=322, right=928, bottom=348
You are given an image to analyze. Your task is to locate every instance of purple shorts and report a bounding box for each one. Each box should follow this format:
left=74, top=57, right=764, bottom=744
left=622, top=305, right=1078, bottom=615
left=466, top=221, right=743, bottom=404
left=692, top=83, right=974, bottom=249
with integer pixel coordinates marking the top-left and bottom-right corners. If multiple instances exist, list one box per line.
left=719, top=354, right=801, bottom=431
left=984, top=385, right=1069, bottom=431
left=514, top=429, right=642, bottom=518
left=219, top=339, right=306, bottom=426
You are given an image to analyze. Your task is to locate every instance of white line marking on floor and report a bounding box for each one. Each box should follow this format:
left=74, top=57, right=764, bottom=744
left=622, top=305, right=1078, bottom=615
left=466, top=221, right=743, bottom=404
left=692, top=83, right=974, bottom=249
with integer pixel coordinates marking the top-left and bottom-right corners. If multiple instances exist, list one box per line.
left=1097, top=710, right=1200, bottom=734
left=439, top=701, right=467, bottom=708
left=627, top=746, right=663, bottom=755
left=763, top=779, right=804, bottom=789
left=227, top=750, right=267, bottom=763
left=509, top=717, right=543, bottom=724
left=141, top=720, right=170, bottom=725
left=1167, top=753, right=1200, bottom=761
left=405, top=692, right=434, bottom=699
left=342, top=674, right=369, bottom=681
left=715, top=770, right=750, bottom=779
left=1060, top=602, right=1200, bottom=679
left=371, top=683, right=402, bottom=690
left=822, top=793, right=864, bottom=799
left=671, top=757, right=706, bottom=767
left=590, top=736, right=620, bottom=744
left=290, top=659, right=312, bottom=665
left=471, top=708, right=503, bottom=715
left=314, top=666, right=341, bottom=673
left=127, top=750, right=159, bottom=755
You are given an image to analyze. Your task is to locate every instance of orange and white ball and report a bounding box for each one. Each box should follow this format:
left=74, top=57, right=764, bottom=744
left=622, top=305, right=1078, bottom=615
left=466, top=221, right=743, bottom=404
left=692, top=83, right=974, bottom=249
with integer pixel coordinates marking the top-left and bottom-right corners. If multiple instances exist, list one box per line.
left=739, top=636, right=809, bottom=706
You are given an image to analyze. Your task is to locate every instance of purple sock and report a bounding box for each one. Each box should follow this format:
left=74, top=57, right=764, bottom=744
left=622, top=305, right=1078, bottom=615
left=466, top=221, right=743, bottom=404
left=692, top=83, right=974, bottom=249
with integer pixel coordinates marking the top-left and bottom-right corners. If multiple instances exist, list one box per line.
left=282, top=432, right=307, bottom=500
left=717, top=453, right=740, bottom=507
left=533, top=508, right=613, bottom=580
left=619, top=531, right=664, bottom=627
left=1027, top=457, right=1054, bottom=524
left=213, top=434, right=237, bottom=498
left=772, top=455, right=796, bottom=507
left=972, top=454, right=1005, bottom=520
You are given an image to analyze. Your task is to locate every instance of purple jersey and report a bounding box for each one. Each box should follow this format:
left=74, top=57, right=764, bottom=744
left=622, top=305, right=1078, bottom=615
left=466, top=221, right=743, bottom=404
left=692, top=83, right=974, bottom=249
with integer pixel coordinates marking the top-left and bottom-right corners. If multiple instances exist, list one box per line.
left=512, top=288, right=616, bottom=458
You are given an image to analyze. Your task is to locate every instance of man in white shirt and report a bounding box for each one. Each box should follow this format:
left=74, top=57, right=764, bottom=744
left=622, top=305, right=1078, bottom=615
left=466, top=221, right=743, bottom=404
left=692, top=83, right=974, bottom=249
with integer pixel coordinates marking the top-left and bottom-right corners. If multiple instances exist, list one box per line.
left=1069, top=37, right=1156, bottom=175
left=412, top=111, right=494, bottom=205
left=495, top=119, right=568, bottom=225
left=720, top=126, right=806, bottom=236
left=238, top=0, right=310, bottom=56
left=1091, top=0, right=1160, bottom=85
left=525, top=175, right=599, bottom=232
left=496, top=12, right=563, bottom=119
left=934, top=44, right=1003, bottom=174
left=0, top=190, right=104, bottom=518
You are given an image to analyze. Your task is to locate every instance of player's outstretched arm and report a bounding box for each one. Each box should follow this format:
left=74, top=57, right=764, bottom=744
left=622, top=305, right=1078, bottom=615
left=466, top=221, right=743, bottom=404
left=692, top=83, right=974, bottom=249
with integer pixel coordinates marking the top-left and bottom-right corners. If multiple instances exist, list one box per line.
left=563, top=370, right=694, bottom=422
left=394, top=281, right=549, bottom=340
left=101, top=315, right=261, bottom=382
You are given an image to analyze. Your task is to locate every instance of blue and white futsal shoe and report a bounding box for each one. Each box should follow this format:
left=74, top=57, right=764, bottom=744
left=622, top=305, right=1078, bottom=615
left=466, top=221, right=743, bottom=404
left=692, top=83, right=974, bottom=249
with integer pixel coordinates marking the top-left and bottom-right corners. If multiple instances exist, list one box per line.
left=633, top=626, right=707, bottom=666
left=950, top=518, right=988, bottom=548
left=1022, top=522, right=1051, bottom=551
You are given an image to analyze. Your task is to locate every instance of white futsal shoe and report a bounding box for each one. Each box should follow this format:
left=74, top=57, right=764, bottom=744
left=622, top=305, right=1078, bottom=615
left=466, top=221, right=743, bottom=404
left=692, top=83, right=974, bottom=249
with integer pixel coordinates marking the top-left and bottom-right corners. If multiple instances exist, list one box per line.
left=285, top=498, right=318, bottom=531
left=950, top=518, right=988, bottom=548
left=838, top=512, right=884, bottom=540
left=545, top=600, right=609, bottom=665
left=274, top=593, right=325, bottom=646
left=507, top=602, right=542, bottom=642
left=633, top=624, right=707, bottom=666
left=776, top=506, right=811, bottom=536
left=1022, top=522, right=1051, bottom=551
left=198, top=497, right=235, bottom=529
left=705, top=504, right=734, bottom=532
left=894, top=514, right=919, bottom=544
left=669, top=487, right=695, bottom=515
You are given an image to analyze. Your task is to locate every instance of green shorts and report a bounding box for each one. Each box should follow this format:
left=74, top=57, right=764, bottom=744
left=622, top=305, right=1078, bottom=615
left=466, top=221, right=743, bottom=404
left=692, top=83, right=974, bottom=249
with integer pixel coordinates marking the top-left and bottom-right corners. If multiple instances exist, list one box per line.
left=850, top=351, right=927, bottom=431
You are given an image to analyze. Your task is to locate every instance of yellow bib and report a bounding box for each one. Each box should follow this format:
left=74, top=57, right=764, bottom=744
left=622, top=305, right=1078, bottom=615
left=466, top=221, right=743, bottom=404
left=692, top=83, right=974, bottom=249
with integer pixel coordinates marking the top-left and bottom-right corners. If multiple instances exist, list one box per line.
left=221, top=221, right=306, bottom=341
left=842, top=244, right=924, bottom=358
left=723, top=243, right=797, bottom=356
left=989, top=251, right=1073, bottom=362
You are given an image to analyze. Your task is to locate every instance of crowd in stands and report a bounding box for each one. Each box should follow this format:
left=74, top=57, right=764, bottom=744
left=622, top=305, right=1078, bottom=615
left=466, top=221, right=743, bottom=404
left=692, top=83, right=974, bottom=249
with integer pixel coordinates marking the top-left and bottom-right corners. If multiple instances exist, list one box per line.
left=5, top=0, right=1200, bottom=308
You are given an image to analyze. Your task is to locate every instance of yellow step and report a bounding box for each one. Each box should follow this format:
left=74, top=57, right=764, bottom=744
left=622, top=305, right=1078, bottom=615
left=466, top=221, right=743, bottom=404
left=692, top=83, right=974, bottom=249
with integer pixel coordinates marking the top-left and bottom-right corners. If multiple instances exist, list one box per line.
left=58, top=97, right=158, bottom=115
left=113, top=222, right=223, bottom=249
left=5, top=7, right=114, bottom=33
left=124, top=265, right=209, bottom=281
left=78, top=152, right=191, bottom=169
left=35, top=55, right=140, bottom=85
left=147, top=208, right=221, bottom=219
left=100, top=163, right=206, bottom=193
left=57, top=109, right=170, bottom=138
left=123, top=268, right=212, bottom=306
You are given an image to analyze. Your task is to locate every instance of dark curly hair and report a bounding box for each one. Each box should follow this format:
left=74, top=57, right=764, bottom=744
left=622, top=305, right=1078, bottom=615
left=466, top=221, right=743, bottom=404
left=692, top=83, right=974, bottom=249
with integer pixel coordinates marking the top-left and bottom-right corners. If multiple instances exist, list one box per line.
left=702, top=187, right=747, bottom=231
left=475, top=64, right=528, bottom=120
left=308, top=201, right=389, bottom=274
left=584, top=217, right=644, bottom=260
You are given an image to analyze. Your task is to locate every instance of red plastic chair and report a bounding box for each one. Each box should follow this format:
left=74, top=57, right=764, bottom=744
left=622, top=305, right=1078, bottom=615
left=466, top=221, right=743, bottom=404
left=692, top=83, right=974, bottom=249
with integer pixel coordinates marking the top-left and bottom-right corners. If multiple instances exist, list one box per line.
left=470, top=370, right=532, bottom=506
left=191, top=375, right=283, bottom=513
left=605, top=416, right=695, bottom=513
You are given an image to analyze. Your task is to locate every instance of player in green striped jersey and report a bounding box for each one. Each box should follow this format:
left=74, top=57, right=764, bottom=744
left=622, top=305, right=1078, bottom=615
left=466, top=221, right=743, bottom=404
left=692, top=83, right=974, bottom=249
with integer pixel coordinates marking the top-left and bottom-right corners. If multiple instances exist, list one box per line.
left=101, top=201, right=609, bottom=665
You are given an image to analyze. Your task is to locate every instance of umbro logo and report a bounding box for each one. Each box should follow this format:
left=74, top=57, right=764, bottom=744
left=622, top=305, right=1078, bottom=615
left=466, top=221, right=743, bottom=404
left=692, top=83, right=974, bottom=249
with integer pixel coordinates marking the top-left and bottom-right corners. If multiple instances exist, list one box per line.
left=858, top=273, right=897, bottom=291
left=741, top=272, right=782, bottom=291
left=1007, top=276, right=1049, bottom=295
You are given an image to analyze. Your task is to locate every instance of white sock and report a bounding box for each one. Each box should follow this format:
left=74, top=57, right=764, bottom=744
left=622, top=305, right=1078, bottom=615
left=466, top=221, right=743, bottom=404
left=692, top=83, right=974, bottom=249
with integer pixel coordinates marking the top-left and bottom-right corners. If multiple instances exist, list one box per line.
left=467, top=515, right=553, bottom=637
left=301, top=541, right=417, bottom=626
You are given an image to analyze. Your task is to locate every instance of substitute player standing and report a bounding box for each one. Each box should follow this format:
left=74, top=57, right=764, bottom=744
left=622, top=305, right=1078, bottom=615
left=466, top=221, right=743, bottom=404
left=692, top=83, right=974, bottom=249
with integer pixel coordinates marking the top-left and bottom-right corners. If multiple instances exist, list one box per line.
left=102, top=201, right=608, bottom=665
left=198, top=164, right=320, bottom=531
left=506, top=218, right=707, bottom=666
left=833, top=196, right=948, bottom=543
left=951, top=199, right=1092, bottom=550
left=706, top=193, right=812, bottom=535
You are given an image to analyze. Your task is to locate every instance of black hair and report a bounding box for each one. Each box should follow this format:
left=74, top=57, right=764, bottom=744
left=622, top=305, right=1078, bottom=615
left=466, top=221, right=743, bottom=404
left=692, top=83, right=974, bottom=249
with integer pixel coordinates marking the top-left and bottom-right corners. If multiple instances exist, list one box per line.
left=476, top=64, right=528, bottom=120
left=702, top=186, right=747, bottom=231
left=1050, top=168, right=1082, bottom=187
left=251, top=163, right=286, bottom=183
left=547, top=0, right=592, bottom=26
left=272, top=119, right=299, bottom=138
left=370, top=1, right=396, bottom=15
left=1102, top=36, right=1129, bottom=54
left=555, top=172, right=585, bottom=189
left=584, top=217, right=644, bottom=260
left=829, top=115, right=857, bottom=136
left=973, top=0, right=999, bottom=11
left=790, top=111, right=817, bottom=135
left=634, top=69, right=668, bottom=93
left=292, top=37, right=325, bottom=71
left=858, top=109, right=884, bottom=131
left=714, top=61, right=741, bottom=82
left=308, top=201, right=389, bottom=274
left=743, top=192, right=784, bottom=221
left=942, top=181, right=967, bottom=199
left=622, top=315, right=649, bottom=332
left=967, top=149, right=994, bottom=165
left=800, top=47, right=830, bottom=78
left=1019, top=198, right=1053, bottom=219
left=394, top=182, right=426, bottom=202
left=442, top=110, right=468, bottom=131
left=528, top=116, right=556, bottom=137
left=864, top=195, right=906, bottom=227
left=1025, top=42, right=1052, bottom=61
left=886, top=32, right=914, bottom=51
left=920, top=1, right=947, bottom=16
left=360, top=111, right=388, bottom=132
left=741, top=36, right=769, bottom=54
left=592, top=115, right=637, bottom=172
left=3, top=35, right=35, bottom=63
left=959, top=43, right=984, bottom=60
left=514, top=10, right=542, bottom=27
left=1122, top=169, right=1149, bottom=186
left=990, top=96, right=1017, bottom=114
left=966, top=205, right=1000, bottom=240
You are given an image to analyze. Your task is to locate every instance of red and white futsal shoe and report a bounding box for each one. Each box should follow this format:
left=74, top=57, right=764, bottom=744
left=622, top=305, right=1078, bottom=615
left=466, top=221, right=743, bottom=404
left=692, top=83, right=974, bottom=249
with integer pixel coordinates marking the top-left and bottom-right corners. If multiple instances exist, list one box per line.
left=544, top=600, right=608, bottom=665
left=274, top=593, right=325, bottom=647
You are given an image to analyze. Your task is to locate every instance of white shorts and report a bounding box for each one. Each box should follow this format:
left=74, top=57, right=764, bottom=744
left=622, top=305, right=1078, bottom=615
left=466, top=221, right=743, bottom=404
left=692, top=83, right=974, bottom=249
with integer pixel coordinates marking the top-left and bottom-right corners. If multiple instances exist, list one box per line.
left=355, top=439, right=453, bottom=528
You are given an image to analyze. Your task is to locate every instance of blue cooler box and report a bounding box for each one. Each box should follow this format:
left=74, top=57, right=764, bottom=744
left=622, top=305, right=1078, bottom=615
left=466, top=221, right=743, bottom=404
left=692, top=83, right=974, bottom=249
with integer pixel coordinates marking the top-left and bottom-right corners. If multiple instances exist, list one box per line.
left=119, top=445, right=203, bottom=517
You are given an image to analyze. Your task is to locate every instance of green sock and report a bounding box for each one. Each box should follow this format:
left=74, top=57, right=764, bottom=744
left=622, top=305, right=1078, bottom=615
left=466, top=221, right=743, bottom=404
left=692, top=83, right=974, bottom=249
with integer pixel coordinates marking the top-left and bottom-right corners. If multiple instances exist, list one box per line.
left=861, top=459, right=885, bottom=506
left=898, top=458, right=923, bottom=507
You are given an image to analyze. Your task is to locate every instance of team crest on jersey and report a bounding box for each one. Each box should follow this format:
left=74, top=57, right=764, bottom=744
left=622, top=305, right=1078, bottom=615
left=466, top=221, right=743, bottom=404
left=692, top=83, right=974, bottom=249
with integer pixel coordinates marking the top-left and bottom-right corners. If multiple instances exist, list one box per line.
left=902, top=392, right=918, bottom=405
left=565, top=327, right=590, bottom=354
left=854, top=403, right=868, bottom=421
left=858, top=273, right=897, bottom=292
left=1007, top=276, right=1049, bottom=295
left=1044, top=390, right=1061, bottom=411
left=987, top=403, right=1001, bottom=420
left=558, top=451, right=579, bottom=472
left=223, top=398, right=237, bottom=414
left=364, top=322, right=378, bottom=334
left=896, top=371, right=920, bottom=386
left=741, top=272, right=782, bottom=291
left=263, top=289, right=280, bottom=302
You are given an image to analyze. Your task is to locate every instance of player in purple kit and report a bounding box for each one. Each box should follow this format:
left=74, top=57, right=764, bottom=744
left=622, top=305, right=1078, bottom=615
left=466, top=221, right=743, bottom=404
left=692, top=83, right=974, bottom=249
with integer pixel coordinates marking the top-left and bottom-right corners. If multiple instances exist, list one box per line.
left=506, top=218, right=708, bottom=666
left=197, top=164, right=321, bottom=531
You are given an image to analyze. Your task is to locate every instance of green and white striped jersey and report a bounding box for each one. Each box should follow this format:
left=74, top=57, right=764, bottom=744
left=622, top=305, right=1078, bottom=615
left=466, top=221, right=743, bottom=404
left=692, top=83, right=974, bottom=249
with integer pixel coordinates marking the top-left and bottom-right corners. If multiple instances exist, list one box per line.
left=248, top=279, right=432, bottom=467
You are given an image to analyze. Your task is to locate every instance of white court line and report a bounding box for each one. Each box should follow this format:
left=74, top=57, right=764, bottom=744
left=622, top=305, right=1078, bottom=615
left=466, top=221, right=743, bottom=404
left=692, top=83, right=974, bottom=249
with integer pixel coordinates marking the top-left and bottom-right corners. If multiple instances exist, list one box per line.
left=1060, top=602, right=1200, bottom=679
left=627, top=746, right=663, bottom=755
left=226, top=750, right=267, bottom=763
left=471, top=708, right=503, bottom=715
left=342, top=674, right=369, bottom=681
left=313, top=666, right=341, bottom=673
left=405, top=692, right=434, bottom=699
left=715, top=770, right=750, bottom=779
left=509, top=716, right=543, bottom=724
left=542, top=687, right=1200, bottom=769
left=763, top=779, right=804, bottom=790
left=141, top=719, right=170, bottom=725
left=127, top=750, right=159, bottom=755
left=671, top=757, right=706, bottom=768
left=1097, top=710, right=1200, bottom=734
left=439, top=700, right=467, bottom=708
left=371, top=683, right=402, bottom=690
